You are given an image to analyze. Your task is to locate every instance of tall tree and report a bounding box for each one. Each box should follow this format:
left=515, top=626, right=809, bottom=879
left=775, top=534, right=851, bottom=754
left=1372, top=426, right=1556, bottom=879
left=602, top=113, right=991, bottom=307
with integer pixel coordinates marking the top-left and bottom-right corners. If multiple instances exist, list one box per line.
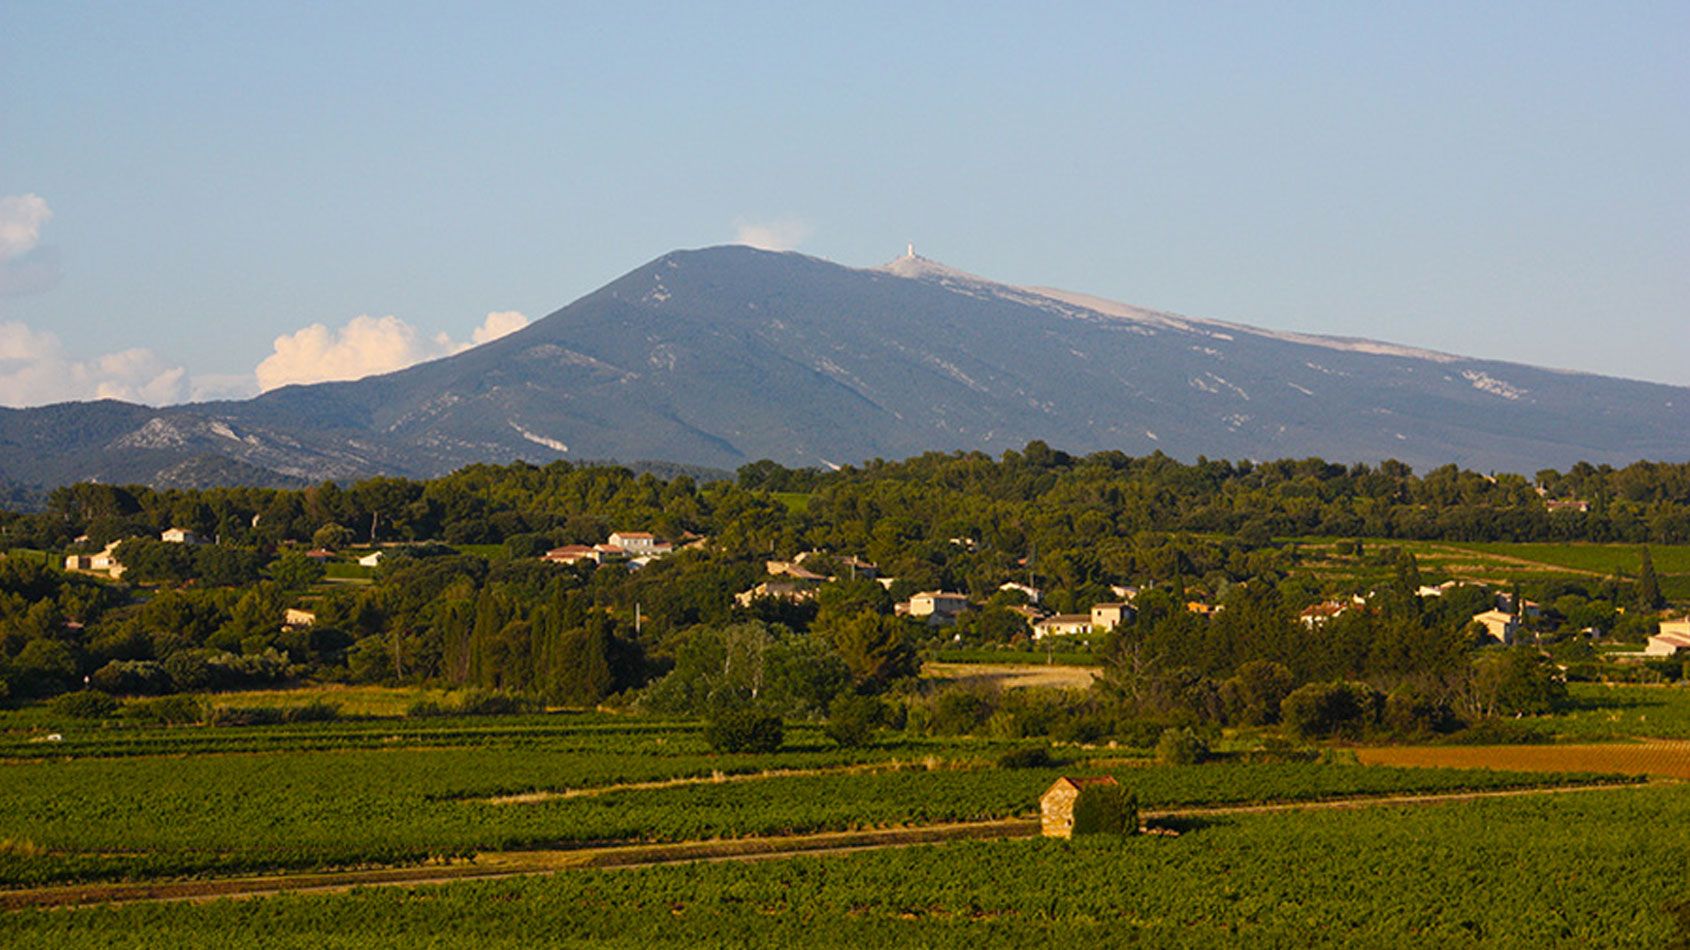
left=1638, top=546, right=1665, bottom=611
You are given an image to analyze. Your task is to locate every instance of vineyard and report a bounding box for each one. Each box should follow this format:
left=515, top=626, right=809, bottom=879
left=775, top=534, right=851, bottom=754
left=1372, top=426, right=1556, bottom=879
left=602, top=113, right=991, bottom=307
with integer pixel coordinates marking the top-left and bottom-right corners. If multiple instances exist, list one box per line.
left=0, top=721, right=1637, bottom=889
left=6, top=782, right=1684, bottom=947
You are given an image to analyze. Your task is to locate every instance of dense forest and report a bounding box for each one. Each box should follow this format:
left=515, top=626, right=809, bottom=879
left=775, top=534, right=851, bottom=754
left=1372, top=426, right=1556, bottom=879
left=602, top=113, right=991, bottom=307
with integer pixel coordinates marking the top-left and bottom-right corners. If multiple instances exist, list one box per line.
left=3, top=445, right=1688, bottom=739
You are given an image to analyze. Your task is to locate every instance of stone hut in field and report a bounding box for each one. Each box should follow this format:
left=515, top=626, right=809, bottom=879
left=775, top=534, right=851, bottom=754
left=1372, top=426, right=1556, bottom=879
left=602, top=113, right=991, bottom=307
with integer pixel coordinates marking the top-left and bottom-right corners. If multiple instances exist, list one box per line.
left=1040, top=775, right=1121, bottom=838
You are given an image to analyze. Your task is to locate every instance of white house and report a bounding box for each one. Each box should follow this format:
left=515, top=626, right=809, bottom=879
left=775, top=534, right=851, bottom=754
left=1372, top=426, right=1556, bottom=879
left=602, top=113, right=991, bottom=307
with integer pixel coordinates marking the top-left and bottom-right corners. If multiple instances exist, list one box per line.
left=999, top=581, right=1042, bottom=604
left=1417, top=580, right=1462, bottom=598
left=1645, top=631, right=1690, bottom=657
left=284, top=608, right=317, bottom=628
left=1472, top=609, right=1519, bottom=645
left=608, top=532, right=671, bottom=556
left=905, top=591, right=970, bottom=624
left=161, top=527, right=205, bottom=545
left=357, top=551, right=385, bottom=568
left=1032, top=613, right=1094, bottom=640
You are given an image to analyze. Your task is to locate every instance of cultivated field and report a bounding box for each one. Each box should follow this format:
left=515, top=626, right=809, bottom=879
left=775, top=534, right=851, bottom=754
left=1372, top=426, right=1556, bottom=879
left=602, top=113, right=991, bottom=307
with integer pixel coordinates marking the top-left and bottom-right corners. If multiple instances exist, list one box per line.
left=1356, top=741, right=1690, bottom=779
left=6, top=783, right=1685, bottom=946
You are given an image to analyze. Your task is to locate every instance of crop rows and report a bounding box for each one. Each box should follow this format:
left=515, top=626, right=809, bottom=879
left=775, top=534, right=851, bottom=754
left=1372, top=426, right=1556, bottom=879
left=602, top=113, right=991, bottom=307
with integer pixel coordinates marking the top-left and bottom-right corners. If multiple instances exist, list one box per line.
left=7, top=783, right=1682, bottom=947
left=0, top=739, right=1628, bottom=888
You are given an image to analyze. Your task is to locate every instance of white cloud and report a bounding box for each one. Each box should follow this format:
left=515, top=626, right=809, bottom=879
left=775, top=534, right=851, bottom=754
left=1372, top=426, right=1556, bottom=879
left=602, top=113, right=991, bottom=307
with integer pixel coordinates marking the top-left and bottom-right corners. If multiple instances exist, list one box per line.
left=733, top=217, right=812, bottom=251
left=0, top=194, right=61, bottom=297
left=256, top=315, right=456, bottom=391
left=0, top=195, right=51, bottom=261
left=0, top=321, right=190, bottom=407
left=472, top=309, right=529, bottom=344
left=255, top=310, right=532, bottom=392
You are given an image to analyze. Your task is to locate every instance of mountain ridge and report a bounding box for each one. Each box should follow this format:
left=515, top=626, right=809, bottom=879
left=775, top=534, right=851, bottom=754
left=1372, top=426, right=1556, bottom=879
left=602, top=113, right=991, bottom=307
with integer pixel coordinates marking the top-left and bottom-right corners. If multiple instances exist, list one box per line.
left=1, top=244, right=1684, bottom=499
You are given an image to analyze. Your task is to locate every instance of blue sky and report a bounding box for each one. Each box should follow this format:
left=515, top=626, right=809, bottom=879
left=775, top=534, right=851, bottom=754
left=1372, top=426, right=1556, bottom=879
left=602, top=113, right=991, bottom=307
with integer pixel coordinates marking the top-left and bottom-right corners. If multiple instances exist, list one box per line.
left=1, top=2, right=1685, bottom=404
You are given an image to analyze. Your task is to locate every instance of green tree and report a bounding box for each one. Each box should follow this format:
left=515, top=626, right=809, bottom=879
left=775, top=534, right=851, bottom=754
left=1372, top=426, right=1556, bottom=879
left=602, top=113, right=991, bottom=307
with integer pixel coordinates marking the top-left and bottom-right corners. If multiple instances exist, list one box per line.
left=312, top=522, right=355, bottom=550
left=1638, top=546, right=1665, bottom=611
left=820, top=611, right=917, bottom=689
left=704, top=707, right=784, bottom=753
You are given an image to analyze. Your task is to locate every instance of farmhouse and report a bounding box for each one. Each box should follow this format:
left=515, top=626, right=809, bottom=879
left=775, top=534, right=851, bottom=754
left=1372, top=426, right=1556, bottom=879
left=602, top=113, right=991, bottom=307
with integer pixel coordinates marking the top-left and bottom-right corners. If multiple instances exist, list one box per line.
left=161, top=527, right=205, bottom=545
left=1645, top=632, right=1690, bottom=657
left=734, top=580, right=817, bottom=608
left=1041, top=775, right=1122, bottom=838
left=1032, top=613, right=1093, bottom=640
left=608, top=532, right=672, bottom=556
left=1090, top=602, right=1132, bottom=631
left=1006, top=604, right=1046, bottom=628
left=1471, top=609, right=1518, bottom=645
left=283, top=608, right=317, bottom=628
left=357, top=551, right=384, bottom=568
left=1647, top=619, right=1690, bottom=656
left=1299, top=601, right=1349, bottom=628
left=999, top=581, right=1042, bottom=604
left=542, top=544, right=599, bottom=566
left=904, top=591, right=970, bottom=625
left=765, top=560, right=827, bottom=582
left=67, top=541, right=127, bottom=579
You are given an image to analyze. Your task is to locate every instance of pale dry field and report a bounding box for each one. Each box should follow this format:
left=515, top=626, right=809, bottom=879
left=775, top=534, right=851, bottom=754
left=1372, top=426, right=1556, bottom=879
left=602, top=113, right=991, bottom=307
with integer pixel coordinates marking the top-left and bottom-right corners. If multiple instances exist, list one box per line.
left=1355, top=741, right=1690, bottom=779
left=921, top=662, right=1101, bottom=691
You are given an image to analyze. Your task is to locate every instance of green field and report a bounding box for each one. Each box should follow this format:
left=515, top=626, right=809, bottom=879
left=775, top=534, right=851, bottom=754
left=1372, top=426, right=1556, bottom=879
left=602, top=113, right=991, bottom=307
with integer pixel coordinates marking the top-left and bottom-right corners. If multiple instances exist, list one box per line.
left=1535, top=683, right=1690, bottom=740
left=1291, top=537, right=1690, bottom=601
left=3, top=678, right=1687, bottom=942
left=771, top=491, right=812, bottom=514
left=10, top=783, right=1685, bottom=947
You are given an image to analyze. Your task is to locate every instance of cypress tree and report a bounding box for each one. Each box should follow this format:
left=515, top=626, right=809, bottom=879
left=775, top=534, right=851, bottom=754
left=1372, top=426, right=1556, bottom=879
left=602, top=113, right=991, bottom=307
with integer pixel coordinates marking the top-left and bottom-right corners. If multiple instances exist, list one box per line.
left=1638, top=547, right=1664, bottom=611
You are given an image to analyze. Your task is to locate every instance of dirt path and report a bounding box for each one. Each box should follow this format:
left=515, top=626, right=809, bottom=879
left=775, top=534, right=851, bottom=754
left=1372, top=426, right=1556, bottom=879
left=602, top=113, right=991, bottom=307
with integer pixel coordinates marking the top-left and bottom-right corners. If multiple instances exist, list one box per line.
left=3, top=779, right=1661, bottom=912
left=483, top=760, right=946, bottom=804
left=1415, top=543, right=1607, bottom=580
left=923, top=662, right=1101, bottom=690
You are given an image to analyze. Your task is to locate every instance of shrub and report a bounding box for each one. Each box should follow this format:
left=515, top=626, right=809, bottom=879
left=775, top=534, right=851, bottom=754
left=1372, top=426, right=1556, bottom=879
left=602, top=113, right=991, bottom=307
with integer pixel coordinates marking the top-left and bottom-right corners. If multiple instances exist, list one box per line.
left=926, top=686, right=997, bottom=736
left=997, top=745, right=1055, bottom=769
left=705, top=708, right=784, bottom=753
left=1155, top=726, right=1209, bottom=765
left=1072, top=783, right=1138, bottom=836
left=90, top=659, right=173, bottom=696
left=207, top=705, right=285, bottom=727
left=126, top=694, right=206, bottom=725
left=1281, top=681, right=1381, bottom=740
left=406, top=700, right=450, bottom=718
left=1112, top=719, right=1167, bottom=750
left=49, top=690, right=119, bottom=720
left=824, top=693, right=884, bottom=748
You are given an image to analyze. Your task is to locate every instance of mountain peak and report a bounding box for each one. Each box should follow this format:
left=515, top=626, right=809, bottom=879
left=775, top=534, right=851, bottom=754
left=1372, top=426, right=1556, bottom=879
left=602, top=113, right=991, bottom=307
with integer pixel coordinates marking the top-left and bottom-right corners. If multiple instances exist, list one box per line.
left=875, top=246, right=996, bottom=285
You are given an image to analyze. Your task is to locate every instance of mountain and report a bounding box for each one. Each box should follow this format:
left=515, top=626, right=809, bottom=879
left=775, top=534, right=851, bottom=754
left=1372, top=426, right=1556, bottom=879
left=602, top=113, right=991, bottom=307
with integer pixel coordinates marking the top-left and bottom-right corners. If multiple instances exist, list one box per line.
left=3, top=245, right=1687, bottom=498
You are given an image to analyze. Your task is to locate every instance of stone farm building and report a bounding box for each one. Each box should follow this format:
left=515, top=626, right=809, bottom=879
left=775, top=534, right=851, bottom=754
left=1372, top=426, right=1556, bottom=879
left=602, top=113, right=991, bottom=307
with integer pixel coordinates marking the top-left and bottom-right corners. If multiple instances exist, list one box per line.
left=1041, top=775, right=1122, bottom=838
